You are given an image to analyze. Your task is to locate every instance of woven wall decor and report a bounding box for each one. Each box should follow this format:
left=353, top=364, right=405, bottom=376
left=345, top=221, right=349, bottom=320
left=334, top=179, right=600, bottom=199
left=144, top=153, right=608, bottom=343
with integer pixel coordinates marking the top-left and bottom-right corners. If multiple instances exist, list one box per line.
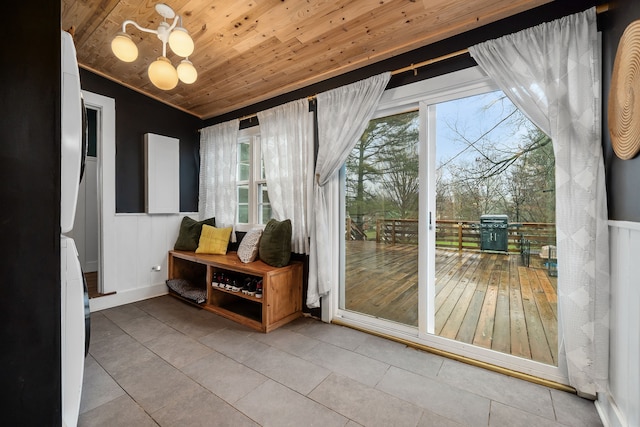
left=608, top=19, right=640, bottom=160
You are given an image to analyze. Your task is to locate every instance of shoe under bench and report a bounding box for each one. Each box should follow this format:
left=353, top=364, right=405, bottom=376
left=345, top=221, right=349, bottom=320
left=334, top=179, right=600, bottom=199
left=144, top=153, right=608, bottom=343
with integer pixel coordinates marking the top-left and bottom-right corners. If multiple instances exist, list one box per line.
left=168, top=250, right=303, bottom=333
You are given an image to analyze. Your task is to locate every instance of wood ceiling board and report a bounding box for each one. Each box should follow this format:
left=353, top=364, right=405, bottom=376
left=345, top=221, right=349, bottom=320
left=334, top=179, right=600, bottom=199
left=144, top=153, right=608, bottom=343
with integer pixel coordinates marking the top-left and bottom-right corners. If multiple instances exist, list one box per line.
left=272, top=0, right=372, bottom=44
left=62, top=0, right=554, bottom=119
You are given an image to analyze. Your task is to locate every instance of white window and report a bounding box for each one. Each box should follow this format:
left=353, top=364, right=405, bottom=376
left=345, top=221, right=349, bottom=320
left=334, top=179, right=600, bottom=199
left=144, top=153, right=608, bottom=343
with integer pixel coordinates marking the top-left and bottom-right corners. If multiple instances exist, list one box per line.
left=236, top=126, right=272, bottom=227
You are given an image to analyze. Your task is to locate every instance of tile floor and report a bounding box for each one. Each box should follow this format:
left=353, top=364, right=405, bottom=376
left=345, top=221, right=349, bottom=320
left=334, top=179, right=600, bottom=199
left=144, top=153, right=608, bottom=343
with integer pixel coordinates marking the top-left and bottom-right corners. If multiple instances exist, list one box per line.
left=79, top=295, right=603, bottom=427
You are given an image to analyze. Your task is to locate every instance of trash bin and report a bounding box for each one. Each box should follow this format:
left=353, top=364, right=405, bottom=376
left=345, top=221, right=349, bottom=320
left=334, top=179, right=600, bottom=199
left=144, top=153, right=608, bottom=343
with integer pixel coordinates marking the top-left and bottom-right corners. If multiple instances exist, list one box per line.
left=480, top=214, right=509, bottom=252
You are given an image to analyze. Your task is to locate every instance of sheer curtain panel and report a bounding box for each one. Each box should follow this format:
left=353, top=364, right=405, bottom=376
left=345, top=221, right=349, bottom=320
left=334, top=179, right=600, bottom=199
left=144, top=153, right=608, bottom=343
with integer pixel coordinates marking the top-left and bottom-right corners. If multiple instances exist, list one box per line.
left=257, top=99, right=313, bottom=254
left=198, top=119, right=240, bottom=230
left=308, top=72, right=391, bottom=309
left=469, top=7, right=609, bottom=397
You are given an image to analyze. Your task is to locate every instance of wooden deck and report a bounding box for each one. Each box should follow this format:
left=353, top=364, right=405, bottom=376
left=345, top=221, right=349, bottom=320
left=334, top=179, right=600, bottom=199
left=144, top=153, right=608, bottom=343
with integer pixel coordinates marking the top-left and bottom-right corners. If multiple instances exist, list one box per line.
left=344, top=241, right=558, bottom=366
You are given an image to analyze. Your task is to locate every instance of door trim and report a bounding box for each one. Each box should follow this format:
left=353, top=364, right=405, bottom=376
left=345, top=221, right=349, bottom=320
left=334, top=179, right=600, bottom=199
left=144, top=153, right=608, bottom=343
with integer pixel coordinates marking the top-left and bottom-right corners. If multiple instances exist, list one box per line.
left=82, top=91, right=115, bottom=295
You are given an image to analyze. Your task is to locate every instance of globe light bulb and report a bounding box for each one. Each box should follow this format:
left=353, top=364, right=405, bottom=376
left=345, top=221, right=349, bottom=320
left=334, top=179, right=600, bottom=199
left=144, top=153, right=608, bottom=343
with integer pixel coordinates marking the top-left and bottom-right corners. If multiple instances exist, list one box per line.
left=111, top=32, right=138, bottom=62
left=148, top=57, right=178, bottom=90
left=177, top=59, right=197, bottom=84
left=168, top=27, right=194, bottom=57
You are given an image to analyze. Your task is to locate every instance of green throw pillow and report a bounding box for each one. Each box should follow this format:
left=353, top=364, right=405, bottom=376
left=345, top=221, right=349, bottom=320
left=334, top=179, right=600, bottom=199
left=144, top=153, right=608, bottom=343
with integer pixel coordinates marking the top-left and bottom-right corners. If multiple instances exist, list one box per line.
left=174, top=216, right=216, bottom=251
left=259, top=219, right=292, bottom=267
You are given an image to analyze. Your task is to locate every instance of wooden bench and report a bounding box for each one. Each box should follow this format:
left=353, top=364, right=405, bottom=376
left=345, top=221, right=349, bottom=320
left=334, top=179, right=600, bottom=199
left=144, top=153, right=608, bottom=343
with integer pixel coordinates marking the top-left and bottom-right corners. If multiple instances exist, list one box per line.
left=168, top=250, right=303, bottom=332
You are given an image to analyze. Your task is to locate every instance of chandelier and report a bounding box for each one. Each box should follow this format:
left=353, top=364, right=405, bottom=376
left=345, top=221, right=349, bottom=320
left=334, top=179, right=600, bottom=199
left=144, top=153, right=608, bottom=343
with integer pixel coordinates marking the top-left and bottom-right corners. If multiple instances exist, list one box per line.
left=111, top=3, right=197, bottom=90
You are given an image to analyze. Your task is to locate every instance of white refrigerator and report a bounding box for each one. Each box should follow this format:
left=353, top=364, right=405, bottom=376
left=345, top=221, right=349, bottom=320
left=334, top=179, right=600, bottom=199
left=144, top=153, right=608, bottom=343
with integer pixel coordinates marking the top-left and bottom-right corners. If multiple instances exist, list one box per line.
left=60, top=29, right=89, bottom=427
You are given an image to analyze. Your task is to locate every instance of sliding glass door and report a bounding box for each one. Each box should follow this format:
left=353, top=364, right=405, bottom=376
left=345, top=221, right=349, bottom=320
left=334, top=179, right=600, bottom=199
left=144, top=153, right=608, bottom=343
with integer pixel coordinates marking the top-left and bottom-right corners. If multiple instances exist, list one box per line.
left=337, top=68, right=562, bottom=382
left=342, top=111, right=420, bottom=327
left=429, top=91, right=558, bottom=367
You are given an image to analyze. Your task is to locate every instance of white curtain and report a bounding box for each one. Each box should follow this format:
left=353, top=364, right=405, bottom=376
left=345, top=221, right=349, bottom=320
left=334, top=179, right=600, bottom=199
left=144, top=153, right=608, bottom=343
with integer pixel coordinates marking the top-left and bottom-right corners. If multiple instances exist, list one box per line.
left=198, top=119, right=240, bottom=230
left=469, top=7, right=609, bottom=397
left=307, top=72, right=391, bottom=308
left=257, top=99, right=313, bottom=254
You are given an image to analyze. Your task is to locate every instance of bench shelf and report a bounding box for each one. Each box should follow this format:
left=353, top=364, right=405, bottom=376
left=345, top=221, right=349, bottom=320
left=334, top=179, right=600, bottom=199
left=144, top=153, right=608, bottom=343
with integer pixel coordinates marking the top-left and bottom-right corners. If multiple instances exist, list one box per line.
left=168, top=250, right=302, bottom=332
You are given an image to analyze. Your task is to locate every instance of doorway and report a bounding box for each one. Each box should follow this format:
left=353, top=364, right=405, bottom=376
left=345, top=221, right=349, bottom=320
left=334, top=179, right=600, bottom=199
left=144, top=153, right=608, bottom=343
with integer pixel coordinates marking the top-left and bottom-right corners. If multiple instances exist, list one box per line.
left=337, top=67, right=564, bottom=384
left=428, top=91, right=557, bottom=366
left=75, top=90, right=116, bottom=299
left=69, top=107, right=100, bottom=297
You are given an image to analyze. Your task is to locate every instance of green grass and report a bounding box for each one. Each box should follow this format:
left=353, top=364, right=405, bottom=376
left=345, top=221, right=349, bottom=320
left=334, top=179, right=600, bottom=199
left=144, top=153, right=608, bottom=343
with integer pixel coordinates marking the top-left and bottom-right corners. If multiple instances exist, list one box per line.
left=436, top=241, right=479, bottom=247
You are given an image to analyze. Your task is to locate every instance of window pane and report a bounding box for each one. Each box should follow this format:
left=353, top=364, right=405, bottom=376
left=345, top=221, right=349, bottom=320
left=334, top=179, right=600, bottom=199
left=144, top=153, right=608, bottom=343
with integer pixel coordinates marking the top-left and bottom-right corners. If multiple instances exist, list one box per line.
left=239, top=141, right=250, bottom=162
left=260, top=156, right=266, bottom=180
left=86, top=108, right=98, bottom=157
left=432, top=90, right=557, bottom=365
left=259, top=184, right=269, bottom=204
left=258, top=183, right=271, bottom=224
left=238, top=141, right=250, bottom=180
left=238, top=204, right=249, bottom=223
left=239, top=163, right=250, bottom=181
left=435, top=91, right=555, bottom=224
left=344, top=110, right=420, bottom=326
left=238, top=185, right=249, bottom=203
left=260, top=205, right=272, bottom=224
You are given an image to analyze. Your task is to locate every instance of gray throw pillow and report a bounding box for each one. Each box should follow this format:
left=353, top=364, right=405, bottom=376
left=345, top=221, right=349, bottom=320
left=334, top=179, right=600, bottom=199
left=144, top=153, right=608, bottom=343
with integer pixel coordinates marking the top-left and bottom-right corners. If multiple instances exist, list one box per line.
left=259, top=219, right=292, bottom=267
left=237, top=228, right=263, bottom=263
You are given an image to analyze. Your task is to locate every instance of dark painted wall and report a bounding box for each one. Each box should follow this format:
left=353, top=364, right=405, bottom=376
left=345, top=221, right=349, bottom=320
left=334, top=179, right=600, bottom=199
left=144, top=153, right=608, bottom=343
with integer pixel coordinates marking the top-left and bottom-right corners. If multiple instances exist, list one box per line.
left=602, top=0, right=640, bottom=221
left=80, top=70, right=202, bottom=213
left=0, top=2, right=62, bottom=425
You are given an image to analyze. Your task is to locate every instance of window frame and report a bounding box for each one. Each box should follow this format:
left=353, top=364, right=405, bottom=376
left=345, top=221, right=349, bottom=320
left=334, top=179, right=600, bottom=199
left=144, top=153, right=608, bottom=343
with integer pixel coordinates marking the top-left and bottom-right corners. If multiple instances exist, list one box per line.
left=236, top=126, right=271, bottom=231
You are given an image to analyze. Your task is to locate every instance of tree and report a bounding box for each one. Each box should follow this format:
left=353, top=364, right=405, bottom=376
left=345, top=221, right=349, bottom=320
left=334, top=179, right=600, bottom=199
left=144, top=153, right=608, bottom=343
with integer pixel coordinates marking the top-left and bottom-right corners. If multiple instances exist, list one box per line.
left=436, top=94, right=555, bottom=223
left=346, top=111, right=418, bottom=234
left=505, top=128, right=555, bottom=222
left=378, top=139, right=419, bottom=218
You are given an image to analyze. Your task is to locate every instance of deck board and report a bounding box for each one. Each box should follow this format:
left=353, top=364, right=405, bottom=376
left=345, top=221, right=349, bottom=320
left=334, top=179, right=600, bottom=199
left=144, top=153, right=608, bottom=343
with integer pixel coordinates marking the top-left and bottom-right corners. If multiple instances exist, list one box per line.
left=492, top=257, right=512, bottom=355
left=345, top=241, right=558, bottom=365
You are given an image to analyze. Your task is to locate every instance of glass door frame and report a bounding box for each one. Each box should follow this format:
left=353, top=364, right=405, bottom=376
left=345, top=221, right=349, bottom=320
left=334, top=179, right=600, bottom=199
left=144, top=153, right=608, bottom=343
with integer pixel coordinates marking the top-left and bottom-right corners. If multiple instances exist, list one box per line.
left=332, top=66, right=568, bottom=385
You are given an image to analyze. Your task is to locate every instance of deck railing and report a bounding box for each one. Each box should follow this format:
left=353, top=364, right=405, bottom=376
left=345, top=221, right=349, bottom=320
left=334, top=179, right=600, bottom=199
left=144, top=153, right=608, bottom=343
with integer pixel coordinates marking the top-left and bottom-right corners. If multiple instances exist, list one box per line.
left=369, top=218, right=555, bottom=253
left=346, top=217, right=368, bottom=241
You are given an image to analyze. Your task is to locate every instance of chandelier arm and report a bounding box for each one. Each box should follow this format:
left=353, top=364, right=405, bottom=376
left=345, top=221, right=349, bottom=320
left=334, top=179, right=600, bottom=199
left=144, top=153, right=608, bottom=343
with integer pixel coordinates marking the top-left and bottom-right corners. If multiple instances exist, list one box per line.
left=122, top=19, right=159, bottom=35
left=167, top=16, right=179, bottom=32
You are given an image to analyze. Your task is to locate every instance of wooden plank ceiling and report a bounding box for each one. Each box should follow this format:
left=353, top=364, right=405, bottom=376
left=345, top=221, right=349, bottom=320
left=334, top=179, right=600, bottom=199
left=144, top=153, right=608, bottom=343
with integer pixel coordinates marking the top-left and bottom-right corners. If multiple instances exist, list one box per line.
left=62, top=0, right=551, bottom=120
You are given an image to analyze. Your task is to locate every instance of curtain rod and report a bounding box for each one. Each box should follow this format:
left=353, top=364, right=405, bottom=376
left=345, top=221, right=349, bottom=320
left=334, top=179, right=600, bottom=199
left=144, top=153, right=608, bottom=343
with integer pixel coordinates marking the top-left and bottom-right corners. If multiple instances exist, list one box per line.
left=205, top=3, right=609, bottom=127
left=232, top=48, right=468, bottom=123
left=230, top=47, right=469, bottom=124
left=390, top=3, right=609, bottom=78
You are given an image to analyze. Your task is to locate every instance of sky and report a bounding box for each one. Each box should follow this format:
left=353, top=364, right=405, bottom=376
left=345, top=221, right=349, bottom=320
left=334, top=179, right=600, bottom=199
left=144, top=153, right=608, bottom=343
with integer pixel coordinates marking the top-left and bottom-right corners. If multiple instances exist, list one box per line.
left=434, top=90, right=537, bottom=176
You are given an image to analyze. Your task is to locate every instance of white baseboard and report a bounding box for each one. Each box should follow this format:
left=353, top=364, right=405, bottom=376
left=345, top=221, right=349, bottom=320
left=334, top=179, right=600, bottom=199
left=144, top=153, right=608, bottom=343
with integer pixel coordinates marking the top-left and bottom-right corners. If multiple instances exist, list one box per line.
left=88, top=282, right=168, bottom=312
left=597, top=391, right=628, bottom=427
left=84, top=261, right=98, bottom=273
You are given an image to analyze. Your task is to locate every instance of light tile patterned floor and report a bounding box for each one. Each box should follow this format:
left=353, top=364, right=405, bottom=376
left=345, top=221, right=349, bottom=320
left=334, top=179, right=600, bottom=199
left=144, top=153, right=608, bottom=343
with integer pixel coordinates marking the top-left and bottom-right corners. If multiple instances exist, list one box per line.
left=79, top=295, right=603, bottom=427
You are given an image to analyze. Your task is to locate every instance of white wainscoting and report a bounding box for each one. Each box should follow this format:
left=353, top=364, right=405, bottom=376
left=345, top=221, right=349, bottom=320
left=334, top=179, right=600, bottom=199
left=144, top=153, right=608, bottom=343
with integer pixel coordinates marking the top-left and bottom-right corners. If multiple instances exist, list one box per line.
left=597, top=221, right=640, bottom=427
left=88, top=213, right=188, bottom=312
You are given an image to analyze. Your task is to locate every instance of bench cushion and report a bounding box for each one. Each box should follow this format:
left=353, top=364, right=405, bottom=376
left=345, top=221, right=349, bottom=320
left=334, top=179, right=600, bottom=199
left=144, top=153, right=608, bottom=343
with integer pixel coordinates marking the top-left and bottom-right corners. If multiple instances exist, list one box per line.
left=174, top=216, right=216, bottom=251
left=259, top=219, right=292, bottom=267
left=196, top=225, right=233, bottom=255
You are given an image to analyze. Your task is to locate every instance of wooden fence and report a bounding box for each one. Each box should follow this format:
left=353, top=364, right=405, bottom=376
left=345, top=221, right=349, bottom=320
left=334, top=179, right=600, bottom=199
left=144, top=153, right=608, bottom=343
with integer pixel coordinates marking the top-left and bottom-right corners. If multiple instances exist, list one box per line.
left=366, top=218, right=555, bottom=254
left=376, top=218, right=419, bottom=245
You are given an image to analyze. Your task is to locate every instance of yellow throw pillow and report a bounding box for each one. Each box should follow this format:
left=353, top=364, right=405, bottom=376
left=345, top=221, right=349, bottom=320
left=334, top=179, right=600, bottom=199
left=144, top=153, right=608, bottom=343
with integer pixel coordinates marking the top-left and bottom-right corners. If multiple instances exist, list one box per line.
left=195, top=225, right=232, bottom=254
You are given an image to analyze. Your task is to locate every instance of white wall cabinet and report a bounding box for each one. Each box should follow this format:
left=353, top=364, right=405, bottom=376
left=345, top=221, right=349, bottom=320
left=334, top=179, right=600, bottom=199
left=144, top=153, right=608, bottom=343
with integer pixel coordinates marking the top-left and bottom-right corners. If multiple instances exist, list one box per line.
left=145, top=133, right=179, bottom=214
